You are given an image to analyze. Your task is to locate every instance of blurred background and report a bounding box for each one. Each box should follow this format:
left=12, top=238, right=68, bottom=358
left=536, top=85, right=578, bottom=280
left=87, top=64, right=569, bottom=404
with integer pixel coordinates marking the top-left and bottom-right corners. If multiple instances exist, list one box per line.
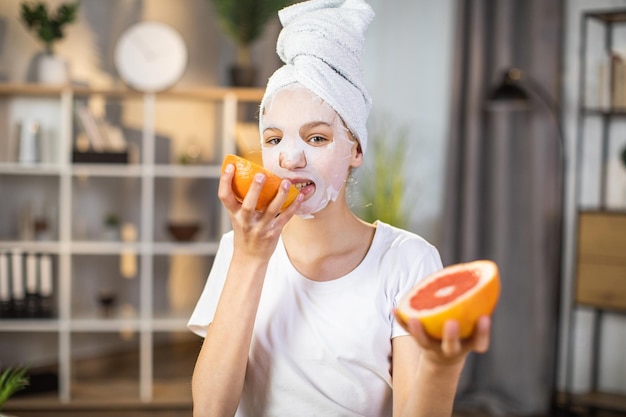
left=0, top=0, right=624, bottom=416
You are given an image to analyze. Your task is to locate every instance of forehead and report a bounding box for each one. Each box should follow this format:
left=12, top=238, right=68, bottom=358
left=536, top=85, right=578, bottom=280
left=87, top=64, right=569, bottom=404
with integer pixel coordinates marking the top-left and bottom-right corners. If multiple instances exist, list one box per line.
left=262, top=85, right=338, bottom=127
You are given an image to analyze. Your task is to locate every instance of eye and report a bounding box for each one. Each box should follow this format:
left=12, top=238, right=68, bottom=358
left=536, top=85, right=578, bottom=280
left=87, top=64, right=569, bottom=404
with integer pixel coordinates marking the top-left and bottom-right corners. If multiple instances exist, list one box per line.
left=262, top=127, right=283, bottom=147
left=264, top=137, right=282, bottom=146
left=306, top=135, right=330, bottom=146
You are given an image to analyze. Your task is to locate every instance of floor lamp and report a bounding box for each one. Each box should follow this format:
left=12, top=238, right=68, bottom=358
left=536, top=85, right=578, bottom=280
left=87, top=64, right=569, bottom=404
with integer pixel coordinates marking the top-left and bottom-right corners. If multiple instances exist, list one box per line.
left=485, top=67, right=567, bottom=414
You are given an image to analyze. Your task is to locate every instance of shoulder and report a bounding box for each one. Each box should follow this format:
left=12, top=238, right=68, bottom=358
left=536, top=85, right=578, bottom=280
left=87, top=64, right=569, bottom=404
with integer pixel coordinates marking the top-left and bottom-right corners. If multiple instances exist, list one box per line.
left=370, top=221, right=443, bottom=291
left=373, top=221, right=440, bottom=263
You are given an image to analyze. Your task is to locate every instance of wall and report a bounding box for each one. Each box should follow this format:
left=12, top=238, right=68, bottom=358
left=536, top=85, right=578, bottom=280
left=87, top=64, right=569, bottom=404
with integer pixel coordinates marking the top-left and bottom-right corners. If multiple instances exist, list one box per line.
left=363, top=0, right=456, bottom=242
left=561, top=0, right=626, bottom=394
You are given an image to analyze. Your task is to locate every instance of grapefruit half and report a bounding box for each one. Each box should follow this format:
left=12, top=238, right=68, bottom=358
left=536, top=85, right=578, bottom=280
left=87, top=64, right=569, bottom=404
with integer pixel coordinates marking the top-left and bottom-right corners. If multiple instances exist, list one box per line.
left=221, top=154, right=299, bottom=212
left=396, top=260, right=500, bottom=339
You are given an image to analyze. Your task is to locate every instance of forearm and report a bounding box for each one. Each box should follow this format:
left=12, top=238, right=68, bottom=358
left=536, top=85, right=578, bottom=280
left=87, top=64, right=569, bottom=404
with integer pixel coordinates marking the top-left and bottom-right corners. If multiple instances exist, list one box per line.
left=191, top=255, right=268, bottom=417
left=400, top=357, right=465, bottom=417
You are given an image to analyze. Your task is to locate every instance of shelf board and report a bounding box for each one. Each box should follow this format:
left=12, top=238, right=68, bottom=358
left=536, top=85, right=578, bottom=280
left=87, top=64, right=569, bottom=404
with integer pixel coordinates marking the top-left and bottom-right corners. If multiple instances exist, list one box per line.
left=0, top=319, right=60, bottom=332
left=70, top=241, right=142, bottom=255
left=71, top=163, right=223, bottom=178
left=4, top=380, right=192, bottom=411
left=72, top=163, right=143, bottom=177
left=67, top=241, right=219, bottom=255
left=0, top=241, right=62, bottom=253
left=152, top=241, right=219, bottom=255
left=152, top=317, right=191, bottom=332
left=0, top=318, right=192, bottom=332
left=0, top=241, right=219, bottom=255
left=0, top=162, right=64, bottom=175
left=586, top=9, right=626, bottom=23
left=0, top=82, right=265, bottom=102
left=70, top=318, right=141, bottom=332
left=0, top=83, right=68, bottom=96
left=153, top=164, right=222, bottom=178
left=583, top=107, right=626, bottom=117
left=559, top=390, right=626, bottom=413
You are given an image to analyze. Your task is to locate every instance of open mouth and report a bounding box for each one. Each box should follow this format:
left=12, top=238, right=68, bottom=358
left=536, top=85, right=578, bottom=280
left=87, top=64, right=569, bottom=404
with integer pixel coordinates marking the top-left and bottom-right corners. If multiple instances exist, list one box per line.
left=293, top=181, right=313, bottom=190
left=291, top=180, right=316, bottom=196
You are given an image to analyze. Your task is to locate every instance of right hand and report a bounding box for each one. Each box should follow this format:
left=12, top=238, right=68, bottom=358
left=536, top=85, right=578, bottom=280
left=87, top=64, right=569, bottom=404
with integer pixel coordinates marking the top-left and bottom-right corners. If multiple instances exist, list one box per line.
left=218, top=163, right=303, bottom=261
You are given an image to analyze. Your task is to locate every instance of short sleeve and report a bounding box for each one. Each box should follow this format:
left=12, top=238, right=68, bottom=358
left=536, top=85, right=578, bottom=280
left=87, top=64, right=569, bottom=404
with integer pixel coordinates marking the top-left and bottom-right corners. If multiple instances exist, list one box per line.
left=391, top=243, right=443, bottom=338
left=187, top=232, right=234, bottom=337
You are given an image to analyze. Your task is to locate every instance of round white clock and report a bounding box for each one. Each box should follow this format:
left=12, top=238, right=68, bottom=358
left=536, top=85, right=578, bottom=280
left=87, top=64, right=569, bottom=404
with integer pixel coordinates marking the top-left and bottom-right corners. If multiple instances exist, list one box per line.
left=115, top=22, right=188, bottom=93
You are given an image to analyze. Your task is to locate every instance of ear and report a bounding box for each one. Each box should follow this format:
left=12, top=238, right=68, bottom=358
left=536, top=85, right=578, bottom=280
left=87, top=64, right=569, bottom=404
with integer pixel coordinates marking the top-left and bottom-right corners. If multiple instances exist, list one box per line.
left=351, top=141, right=364, bottom=168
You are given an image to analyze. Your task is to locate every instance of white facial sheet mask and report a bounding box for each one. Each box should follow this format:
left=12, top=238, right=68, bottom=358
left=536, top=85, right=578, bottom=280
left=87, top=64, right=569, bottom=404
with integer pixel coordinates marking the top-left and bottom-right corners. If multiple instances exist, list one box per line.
left=260, top=84, right=355, bottom=217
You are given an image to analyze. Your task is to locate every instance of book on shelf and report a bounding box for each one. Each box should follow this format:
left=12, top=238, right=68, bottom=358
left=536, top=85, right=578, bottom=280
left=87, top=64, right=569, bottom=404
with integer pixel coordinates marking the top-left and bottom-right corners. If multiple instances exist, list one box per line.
left=74, top=103, right=107, bottom=151
left=0, top=250, right=54, bottom=319
left=74, top=103, right=128, bottom=153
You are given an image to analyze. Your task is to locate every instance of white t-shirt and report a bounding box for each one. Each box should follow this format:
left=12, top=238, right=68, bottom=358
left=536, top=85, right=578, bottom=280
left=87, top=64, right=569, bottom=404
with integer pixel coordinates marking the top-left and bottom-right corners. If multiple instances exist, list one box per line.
left=188, top=221, right=442, bottom=417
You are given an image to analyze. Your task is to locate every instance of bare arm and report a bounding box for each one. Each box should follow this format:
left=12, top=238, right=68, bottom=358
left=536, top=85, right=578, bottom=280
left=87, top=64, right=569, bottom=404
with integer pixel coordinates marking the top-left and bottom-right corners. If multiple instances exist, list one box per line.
left=191, top=166, right=302, bottom=417
left=392, top=315, right=491, bottom=417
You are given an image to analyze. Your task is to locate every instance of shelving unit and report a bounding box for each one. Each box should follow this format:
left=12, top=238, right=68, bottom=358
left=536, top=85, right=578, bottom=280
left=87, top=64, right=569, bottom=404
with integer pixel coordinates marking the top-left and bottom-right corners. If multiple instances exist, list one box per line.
left=562, top=9, right=626, bottom=416
left=0, top=83, right=264, bottom=407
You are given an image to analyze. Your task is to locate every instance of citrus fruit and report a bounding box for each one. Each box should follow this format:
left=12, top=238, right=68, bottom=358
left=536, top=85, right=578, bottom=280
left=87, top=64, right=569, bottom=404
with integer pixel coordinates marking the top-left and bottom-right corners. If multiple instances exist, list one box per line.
left=221, top=154, right=299, bottom=212
left=396, top=260, right=500, bottom=339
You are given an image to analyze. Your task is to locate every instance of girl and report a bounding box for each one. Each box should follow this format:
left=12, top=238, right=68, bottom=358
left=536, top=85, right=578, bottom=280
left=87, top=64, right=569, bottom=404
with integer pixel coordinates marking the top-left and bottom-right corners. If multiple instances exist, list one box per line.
left=188, top=1, right=491, bottom=416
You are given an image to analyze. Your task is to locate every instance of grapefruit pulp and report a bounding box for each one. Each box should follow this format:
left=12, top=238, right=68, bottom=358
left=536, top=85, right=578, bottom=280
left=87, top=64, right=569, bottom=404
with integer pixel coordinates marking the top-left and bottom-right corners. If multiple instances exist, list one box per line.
left=221, top=154, right=299, bottom=212
left=396, top=260, right=500, bottom=339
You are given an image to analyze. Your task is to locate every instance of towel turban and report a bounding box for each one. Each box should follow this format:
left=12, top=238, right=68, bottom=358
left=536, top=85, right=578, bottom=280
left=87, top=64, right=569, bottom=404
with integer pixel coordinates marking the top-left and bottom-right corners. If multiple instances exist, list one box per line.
left=260, top=0, right=375, bottom=154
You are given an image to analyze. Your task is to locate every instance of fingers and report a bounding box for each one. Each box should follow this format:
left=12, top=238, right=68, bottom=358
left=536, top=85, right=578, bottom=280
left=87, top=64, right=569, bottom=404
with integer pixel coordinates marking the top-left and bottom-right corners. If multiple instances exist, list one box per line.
left=218, top=164, right=240, bottom=210
left=470, top=315, right=491, bottom=353
left=400, top=315, right=492, bottom=363
left=441, top=320, right=462, bottom=357
left=241, top=173, right=266, bottom=213
left=267, top=180, right=303, bottom=227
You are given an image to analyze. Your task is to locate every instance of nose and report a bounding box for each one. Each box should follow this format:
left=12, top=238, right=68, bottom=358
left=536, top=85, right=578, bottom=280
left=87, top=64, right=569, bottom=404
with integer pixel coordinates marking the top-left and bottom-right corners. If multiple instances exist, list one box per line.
left=279, top=149, right=306, bottom=169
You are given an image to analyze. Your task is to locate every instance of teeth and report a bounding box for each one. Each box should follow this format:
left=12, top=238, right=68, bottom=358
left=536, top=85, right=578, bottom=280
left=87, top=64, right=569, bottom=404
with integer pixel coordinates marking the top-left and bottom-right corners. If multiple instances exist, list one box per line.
left=294, top=181, right=312, bottom=190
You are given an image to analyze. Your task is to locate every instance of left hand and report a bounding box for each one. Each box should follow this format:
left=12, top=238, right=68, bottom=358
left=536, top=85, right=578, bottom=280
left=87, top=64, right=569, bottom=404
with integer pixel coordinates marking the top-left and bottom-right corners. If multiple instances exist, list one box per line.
left=394, top=312, right=492, bottom=366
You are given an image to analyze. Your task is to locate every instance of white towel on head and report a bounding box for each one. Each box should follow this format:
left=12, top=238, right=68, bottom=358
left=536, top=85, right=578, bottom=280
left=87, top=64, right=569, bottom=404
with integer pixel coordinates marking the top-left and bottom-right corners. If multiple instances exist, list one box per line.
left=260, top=0, right=374, bottom=154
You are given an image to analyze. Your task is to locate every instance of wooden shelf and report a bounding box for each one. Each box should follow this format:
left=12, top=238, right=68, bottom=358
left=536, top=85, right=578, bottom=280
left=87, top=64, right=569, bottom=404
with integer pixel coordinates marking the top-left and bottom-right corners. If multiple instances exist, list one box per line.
left=0, top=82, right=265, bottom=102
left=586, top=9, right=626, bottom=23
left=558, top=391, right=626, bottom=414
left=582, top=107, right=626, bottom=117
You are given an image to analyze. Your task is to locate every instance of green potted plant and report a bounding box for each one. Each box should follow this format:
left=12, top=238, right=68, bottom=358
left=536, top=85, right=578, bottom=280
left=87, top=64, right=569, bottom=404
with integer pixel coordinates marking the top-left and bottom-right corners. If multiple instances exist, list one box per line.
left=353, top=122, right=415, bottom=229
left=210, top=0, right=293, bottom=86
left=20, top=1, right=79, bottom=84
left=0, top=365, right=29, bottom=413
left=103, top=213, right=120, bottom=241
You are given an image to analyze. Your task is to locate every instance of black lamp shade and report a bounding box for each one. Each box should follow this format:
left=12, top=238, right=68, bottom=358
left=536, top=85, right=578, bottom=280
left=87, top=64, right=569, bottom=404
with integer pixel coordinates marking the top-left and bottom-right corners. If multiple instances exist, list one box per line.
left=486, top=68, right=530, bottom=111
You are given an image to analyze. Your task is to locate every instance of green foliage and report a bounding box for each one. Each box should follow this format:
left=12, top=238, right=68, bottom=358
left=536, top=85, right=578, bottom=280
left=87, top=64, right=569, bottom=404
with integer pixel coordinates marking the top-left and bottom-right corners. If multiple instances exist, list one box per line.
left=20, top=1, right=79, bottom=53
left=211, top=0, right=292, bottom=46
left=0, top=366, right=29, bottom=410
left=355, top=123, right=414, bottom=229
left=621, top=145, right=626, bottom=168
left=210, top=0, right=293, bottom=66
left=104, top=213, right=119, bottom=228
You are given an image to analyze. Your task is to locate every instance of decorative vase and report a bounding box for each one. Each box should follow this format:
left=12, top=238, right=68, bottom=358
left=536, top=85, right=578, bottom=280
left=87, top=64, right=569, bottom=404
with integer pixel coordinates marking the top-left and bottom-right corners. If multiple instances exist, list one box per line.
left=36, top=53, right=68, bottom=85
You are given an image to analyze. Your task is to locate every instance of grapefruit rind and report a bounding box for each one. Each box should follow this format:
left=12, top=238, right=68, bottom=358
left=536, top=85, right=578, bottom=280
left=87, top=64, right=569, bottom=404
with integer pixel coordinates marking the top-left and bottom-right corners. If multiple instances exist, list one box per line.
left=221, top=154, right=299, bottom=212
left=396, top=260, right=500, bottom=339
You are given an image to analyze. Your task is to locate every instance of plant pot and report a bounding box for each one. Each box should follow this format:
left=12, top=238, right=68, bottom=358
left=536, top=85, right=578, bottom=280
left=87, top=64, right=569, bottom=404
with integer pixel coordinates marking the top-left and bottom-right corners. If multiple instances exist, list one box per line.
left=229, top=65, right=257, bottom=87
left=36, top=53, right=68, bottom=85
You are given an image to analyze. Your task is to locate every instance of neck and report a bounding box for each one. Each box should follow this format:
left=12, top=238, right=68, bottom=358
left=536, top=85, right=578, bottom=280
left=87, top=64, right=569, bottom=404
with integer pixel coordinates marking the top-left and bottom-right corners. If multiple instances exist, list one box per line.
left=281, top=197, right=376, bottom=281
left=282, top=197, right=372, bottom=254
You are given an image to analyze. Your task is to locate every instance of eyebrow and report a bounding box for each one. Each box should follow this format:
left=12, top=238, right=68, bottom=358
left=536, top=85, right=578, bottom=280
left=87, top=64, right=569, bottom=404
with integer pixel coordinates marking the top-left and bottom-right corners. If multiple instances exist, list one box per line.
left=263, top=121, right=333, bottom=134
left=299, top=121, right=332, bottom=134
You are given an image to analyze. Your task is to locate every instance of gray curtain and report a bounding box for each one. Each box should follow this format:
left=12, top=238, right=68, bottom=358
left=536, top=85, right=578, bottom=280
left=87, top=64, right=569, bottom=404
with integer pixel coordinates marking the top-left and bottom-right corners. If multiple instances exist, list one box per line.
left=440, top=0, right=563, bottom=415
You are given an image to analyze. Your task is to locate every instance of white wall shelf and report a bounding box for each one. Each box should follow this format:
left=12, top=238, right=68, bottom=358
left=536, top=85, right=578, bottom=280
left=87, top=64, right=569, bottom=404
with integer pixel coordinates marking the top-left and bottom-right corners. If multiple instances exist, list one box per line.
left=0, top=83, right=263, bottom=406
